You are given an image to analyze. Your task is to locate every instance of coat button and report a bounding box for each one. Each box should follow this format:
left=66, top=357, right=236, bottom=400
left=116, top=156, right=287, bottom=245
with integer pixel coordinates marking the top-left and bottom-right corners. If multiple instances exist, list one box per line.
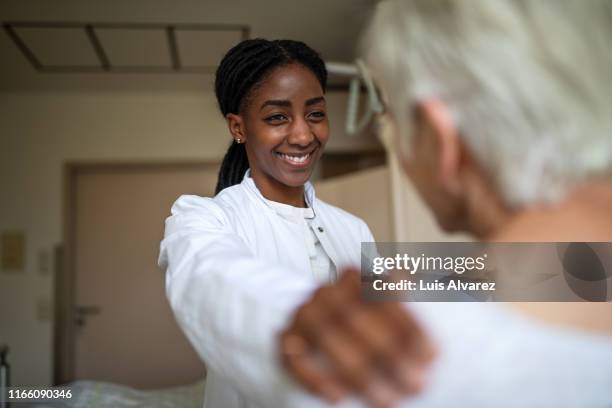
left=318, top=227, right=324, bottom=233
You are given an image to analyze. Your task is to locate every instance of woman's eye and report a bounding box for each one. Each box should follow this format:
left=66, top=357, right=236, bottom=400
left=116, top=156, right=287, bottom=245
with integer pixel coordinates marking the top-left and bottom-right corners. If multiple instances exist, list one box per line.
left=308, top=111, right=326, bottom=121
left=265, top=114, right=288, bottom=123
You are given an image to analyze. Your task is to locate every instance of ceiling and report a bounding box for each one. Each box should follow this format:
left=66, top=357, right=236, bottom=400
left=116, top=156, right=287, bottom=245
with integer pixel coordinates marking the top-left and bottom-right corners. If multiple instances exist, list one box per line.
left=0, top=0, right=374, bottom=92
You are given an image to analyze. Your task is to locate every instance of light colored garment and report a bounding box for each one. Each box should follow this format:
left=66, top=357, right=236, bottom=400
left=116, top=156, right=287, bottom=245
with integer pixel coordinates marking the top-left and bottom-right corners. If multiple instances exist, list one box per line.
left=158, top=171, right=374, bottom=408
left=261, top=196, right=336, bottom=284
left=401, top=302, right=612, bottom=408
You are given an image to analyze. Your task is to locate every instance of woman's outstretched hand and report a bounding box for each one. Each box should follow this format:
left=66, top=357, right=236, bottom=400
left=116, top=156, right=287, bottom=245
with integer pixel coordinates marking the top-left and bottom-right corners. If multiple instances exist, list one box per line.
left=279, top=268, right=435, bottom=408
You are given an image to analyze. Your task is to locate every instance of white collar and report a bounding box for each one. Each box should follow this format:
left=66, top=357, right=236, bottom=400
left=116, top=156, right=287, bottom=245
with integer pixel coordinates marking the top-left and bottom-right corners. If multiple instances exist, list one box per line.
left=241, top=169, right=316, bottom=221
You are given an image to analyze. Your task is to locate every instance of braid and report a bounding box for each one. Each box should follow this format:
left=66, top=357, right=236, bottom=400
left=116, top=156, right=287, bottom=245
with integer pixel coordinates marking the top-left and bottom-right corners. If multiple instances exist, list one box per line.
left=213, top=38, right=327, bottom=194
left=214, top=142, right=249, bottom=195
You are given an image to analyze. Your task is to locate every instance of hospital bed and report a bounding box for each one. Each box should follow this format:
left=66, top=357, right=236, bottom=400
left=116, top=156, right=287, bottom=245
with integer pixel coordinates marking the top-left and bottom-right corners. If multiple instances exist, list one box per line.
left=30, top=378, right=205, bottom=408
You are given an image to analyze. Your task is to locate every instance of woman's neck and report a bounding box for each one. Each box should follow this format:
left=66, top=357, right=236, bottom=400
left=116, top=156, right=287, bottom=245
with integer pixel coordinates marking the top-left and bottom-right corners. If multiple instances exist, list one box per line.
left=250, top=169, right=307, bottom=208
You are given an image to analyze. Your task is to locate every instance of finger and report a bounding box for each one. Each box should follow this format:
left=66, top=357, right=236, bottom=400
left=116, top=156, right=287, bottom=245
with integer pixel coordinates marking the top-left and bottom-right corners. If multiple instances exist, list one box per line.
left=280, top=332, right=310, bottom=356
left=344, top=302, right=429, bottom=393
left=378, top=302, right=436, bottom=364
left=282, top=350, right=347, bottom=402
left=331, top=303, right=405, bottom=387
left=333, top=272, right=424, bottom=395
left=338, top=267, right=362, bottom=297
left=312, top=300, right=413, bottom=400
left=284, top=277, right=368, bottom=392
left=291, top=286, right=336, bottom=334
left=315, top=322, right=373, bottom=390
left=294, top=281, right=361, bottom=345
left=364, top=374, right=402, bottom=408
left=339, top=306, right=416, bottom=395
left=372, top=303, right=435, bottom=393
left=387, top=353, right=427, bottom=394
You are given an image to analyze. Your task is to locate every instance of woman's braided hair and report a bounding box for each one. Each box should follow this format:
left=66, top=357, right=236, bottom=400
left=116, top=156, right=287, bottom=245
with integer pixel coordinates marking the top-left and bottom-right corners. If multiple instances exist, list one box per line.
left=214, top=39, right=328, bottom=194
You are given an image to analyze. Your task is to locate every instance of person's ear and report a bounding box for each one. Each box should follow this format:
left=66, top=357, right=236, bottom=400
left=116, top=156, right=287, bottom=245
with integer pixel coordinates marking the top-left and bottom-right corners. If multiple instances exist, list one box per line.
left=226, top=113, right=247, bottom=143
left=417, top=99, right=462, bottom=195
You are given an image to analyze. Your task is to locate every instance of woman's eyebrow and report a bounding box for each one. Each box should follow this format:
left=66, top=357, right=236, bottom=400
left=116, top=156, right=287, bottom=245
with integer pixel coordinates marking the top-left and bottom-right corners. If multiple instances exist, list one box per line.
left=259, top=96, right=325, bottom=111
left=260, top=99, right=291, bottom=110
left=306, top=96, right=325, bottom=106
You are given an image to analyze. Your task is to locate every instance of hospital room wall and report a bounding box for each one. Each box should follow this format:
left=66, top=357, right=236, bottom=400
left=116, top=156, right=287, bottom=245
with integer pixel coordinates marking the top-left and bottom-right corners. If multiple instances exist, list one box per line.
left=0, top=89, right=377, bottom=387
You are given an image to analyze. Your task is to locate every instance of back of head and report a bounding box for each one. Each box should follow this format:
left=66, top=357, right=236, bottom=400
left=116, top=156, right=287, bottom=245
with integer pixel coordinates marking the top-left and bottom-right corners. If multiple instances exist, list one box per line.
left=214, top=39, right=327, bottom=194
left=362, top=0, right=612, bottom=207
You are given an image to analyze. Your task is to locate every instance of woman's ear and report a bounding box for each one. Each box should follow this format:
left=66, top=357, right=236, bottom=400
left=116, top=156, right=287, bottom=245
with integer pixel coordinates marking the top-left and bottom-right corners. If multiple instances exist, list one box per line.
left=418, top=99, right=462, bottom=195
left=226, top=113, right=247, bottom=143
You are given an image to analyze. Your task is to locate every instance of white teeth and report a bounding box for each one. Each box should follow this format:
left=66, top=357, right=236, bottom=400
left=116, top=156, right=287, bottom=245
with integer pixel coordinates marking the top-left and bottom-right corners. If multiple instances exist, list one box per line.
left=277, top=152, right=310, bottom=164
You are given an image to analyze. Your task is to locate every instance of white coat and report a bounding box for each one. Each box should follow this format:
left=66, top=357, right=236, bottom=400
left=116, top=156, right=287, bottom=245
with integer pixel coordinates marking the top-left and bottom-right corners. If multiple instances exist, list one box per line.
left=158, top=171, right=375, bottom=408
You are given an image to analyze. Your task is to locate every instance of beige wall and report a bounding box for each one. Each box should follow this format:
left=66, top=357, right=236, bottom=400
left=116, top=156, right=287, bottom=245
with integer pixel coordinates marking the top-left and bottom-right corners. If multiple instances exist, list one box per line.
left=0, top=89, right=377, bottom=386
left=316, top=166, right=392, bottom=242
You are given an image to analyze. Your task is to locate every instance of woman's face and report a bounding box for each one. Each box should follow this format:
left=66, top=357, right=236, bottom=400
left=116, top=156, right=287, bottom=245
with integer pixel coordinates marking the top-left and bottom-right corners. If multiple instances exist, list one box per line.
left=234, top=63, right=329, bottom=188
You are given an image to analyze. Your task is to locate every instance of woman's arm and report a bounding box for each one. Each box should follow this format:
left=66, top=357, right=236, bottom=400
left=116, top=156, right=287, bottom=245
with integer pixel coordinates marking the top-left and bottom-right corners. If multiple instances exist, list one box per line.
left=159, top=195, right=320, bottom=407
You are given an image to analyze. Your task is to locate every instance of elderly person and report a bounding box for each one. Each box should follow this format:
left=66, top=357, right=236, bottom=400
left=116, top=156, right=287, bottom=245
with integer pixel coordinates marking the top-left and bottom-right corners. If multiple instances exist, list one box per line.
left=280, top=0, right=612, bottom=407
left=361, top=0, right=612, bottom=326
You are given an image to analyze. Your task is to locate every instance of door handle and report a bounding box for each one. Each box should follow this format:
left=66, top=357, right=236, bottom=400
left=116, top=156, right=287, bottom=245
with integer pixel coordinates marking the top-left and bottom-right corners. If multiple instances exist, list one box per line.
left=74, top=305, right=101, bottom=328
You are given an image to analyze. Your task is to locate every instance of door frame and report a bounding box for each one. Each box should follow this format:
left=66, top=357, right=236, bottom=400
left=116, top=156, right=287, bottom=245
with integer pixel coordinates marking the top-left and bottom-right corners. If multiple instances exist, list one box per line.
left=54, top=160, right=219, bottom=385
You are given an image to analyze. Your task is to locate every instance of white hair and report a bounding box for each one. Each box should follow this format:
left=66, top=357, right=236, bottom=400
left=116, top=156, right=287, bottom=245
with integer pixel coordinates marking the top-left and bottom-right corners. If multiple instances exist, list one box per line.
left=362, top=0, right=612, bottom=207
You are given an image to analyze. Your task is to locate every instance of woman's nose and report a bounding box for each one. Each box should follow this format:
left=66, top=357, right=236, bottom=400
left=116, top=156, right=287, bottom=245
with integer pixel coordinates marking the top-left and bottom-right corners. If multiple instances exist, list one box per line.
left=287, top=118, right=315, bottom=146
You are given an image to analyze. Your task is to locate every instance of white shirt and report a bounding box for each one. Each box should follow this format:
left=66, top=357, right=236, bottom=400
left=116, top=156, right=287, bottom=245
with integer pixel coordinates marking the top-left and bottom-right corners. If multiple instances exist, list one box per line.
left=261, top=196, right=336, bottom=284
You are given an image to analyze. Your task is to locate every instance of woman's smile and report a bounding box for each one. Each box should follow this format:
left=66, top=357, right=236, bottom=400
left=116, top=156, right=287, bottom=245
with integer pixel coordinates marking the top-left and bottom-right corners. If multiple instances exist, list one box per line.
left=274, top=147, right=318, bottom=169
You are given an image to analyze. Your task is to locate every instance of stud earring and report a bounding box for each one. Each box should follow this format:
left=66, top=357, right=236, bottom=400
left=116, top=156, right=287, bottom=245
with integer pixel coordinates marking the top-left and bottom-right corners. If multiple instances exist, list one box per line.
left=236, top=138, right=242, bottom=144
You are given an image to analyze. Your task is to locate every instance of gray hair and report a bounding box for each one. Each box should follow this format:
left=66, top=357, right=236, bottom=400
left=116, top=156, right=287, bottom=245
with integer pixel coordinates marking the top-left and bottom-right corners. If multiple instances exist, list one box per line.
left=362, top=0, right=612, bottom=207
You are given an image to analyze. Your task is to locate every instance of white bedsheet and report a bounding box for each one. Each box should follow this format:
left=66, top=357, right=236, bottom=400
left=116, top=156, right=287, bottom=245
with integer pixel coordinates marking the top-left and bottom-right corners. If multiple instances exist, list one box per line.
left=30, top=379, right=205, bottom=408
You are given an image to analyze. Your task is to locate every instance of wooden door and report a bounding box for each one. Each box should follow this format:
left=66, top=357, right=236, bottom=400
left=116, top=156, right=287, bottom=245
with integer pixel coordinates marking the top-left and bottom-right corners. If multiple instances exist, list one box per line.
left=66, top=163, right=217, bottom=388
